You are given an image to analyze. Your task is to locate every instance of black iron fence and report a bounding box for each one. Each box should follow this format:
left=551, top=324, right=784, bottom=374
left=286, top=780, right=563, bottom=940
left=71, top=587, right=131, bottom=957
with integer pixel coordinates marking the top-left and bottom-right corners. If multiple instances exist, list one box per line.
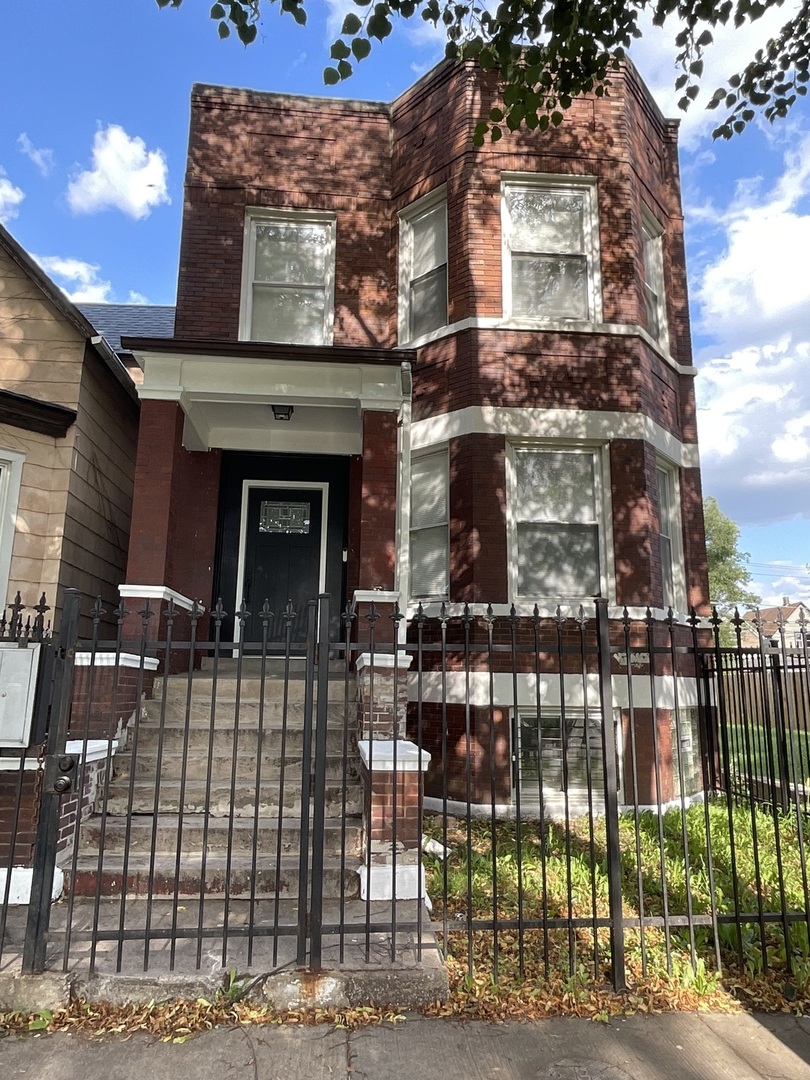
left=1, top=590, right=810, bottom=994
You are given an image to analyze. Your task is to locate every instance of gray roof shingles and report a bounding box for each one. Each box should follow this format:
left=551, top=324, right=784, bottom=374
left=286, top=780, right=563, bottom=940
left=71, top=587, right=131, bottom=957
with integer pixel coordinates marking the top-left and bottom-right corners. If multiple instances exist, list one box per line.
left=77, top=303, right=175, bottom=354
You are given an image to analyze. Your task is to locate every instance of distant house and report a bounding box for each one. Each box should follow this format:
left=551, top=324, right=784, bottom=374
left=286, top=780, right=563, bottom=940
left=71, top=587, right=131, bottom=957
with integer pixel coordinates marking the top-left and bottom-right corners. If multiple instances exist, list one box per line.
left=741, top=600, right=810, bottom=648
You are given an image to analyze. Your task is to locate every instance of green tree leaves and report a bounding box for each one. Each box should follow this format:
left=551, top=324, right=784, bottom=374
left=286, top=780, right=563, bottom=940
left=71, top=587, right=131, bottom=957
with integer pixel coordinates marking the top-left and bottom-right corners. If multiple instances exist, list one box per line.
left=704, top=496, right=760, bottom=614
left=160, top=0, right=810, bottom=141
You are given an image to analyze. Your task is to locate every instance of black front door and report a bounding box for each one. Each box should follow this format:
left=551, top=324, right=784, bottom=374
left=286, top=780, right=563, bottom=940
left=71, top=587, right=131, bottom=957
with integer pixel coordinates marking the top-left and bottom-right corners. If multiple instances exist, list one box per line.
left=241, top=486, right=323, bottom=643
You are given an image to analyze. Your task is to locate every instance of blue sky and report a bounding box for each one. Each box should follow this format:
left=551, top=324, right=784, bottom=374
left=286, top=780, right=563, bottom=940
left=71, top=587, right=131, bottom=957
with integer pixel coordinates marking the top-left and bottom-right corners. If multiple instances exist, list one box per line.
left=1, top=1, right=809, bottom=606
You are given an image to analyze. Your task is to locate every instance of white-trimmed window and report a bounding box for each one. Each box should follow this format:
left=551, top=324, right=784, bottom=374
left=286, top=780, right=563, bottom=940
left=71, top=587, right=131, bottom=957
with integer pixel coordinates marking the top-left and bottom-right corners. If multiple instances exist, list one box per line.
left=512, top=447, right=604, bottom=599
left=240, top=209, right=336, bottom=345
left=409, top=450, right=448, bottom=599
left=502, top=175, right=601, bottom=322
left=656, top=461, right=684, bottom=610
left=0, top=449, right=24, bottom=609
left=398, top=190, right=448, bottom=342
left=641, top=208, right=668, bottom=348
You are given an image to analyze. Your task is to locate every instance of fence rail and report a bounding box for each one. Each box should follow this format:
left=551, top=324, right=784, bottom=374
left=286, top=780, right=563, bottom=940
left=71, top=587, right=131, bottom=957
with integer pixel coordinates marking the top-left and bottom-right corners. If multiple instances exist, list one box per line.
left=1, top=591, right=809, bottom=994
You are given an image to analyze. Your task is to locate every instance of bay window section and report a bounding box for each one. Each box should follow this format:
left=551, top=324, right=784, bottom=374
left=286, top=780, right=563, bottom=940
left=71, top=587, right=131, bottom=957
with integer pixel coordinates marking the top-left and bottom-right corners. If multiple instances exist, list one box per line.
left=399, top=192, right=448, bottom=342
left=513, top=448, right=602, bottom=599
left=241, top=210, right=335, bottom=345
left=641, top=208, right=668, bottom=347
left=502, top=176, right=601, bottom=322
left=656, top=463, right=682, bottom=610
left=409, top=451, right=449, bottom=600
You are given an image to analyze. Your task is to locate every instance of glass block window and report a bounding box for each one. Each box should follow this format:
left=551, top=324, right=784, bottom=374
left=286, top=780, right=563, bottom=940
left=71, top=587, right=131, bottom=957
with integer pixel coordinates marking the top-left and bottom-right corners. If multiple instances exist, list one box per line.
left=518, top=711, right=604, bottom=801
left=671, top=708, right=701, bottom=799
left=259, top=501, right=311, bottom=534
left=513, top=448, right=601, bottom=598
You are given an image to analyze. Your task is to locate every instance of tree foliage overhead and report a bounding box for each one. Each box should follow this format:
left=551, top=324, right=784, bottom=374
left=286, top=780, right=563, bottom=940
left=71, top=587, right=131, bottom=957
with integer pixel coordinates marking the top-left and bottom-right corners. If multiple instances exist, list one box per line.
left=157, top=0, right=810, bottom=142
left=704, top=496, right=760, bottom=617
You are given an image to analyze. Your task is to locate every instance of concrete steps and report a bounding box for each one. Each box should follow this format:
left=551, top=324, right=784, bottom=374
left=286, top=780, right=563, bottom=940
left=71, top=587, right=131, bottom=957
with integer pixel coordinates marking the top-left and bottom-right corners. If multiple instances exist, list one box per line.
left=77, top=815, right=362, bottom=858
left=114, top=749, right=360, bottom=784
left=66, top=855, right=359, bottom=900
left=68, top=669, right=363, bottom=901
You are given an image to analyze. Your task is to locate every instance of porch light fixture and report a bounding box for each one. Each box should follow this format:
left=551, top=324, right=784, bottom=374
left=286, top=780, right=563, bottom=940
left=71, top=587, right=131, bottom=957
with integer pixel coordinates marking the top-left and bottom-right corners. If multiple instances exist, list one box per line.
left=271, top=404, right=294, bottom=422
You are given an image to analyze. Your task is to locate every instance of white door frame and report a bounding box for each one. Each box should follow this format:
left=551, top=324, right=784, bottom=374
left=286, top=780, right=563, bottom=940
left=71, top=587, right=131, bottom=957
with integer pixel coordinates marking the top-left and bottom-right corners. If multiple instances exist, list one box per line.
left=233, top=479, right=330, bottom=644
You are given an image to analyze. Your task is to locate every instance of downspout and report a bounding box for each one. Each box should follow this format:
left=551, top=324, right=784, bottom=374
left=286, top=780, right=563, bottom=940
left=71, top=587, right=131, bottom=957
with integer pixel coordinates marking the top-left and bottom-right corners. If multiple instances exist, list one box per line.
left=396, top=362, right=413, bottom=606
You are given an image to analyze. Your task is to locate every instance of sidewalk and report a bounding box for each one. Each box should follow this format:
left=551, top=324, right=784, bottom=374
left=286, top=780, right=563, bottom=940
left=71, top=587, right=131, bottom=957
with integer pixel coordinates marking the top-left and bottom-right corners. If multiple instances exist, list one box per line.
left=2, top=1012, right=810, bottom=1080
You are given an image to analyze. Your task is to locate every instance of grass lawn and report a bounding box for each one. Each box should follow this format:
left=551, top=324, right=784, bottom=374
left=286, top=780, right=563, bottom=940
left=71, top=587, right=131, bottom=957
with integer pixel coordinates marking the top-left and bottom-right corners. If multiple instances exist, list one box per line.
left=423, top=798, right=810, bottom=1012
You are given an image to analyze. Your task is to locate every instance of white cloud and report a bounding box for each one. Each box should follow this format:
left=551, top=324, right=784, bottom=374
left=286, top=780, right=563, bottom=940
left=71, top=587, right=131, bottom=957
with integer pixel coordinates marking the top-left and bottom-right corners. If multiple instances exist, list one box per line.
left=34, top=255, right=113, bottom=303
left=696, top=134, right=810, bottom=349
left=0, top=168, right=25, bottom=223
left=772, top=412, right=810, bottom=464
left=694, top=132, right=810, bottom=528
left=17, top=133, right=54, bottom=177
left=753, top=571, right=810, bottom=608
left=323, top=0, right=357, bottom=41
left=630, top=3, right=803, bottom=148
left=66, top=124, right=170, bottom=220
left=127, top=290, right=149, bottom=304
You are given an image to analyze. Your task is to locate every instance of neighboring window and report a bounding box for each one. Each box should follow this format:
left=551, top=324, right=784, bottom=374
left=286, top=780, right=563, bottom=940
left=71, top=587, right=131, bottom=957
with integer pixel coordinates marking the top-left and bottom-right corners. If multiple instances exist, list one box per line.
left=513, top=447, right=602, bottom=598
left=409, top=451, right=448, bottom=599
left=502, top=176, right=601, bottom=321
left=399, top=192, right=448, bottom=342
left=241, top=210, right=335, bottom=345
left=0, top=450, right=24, bottom=611
left=641, top=209, right=668, bottom=346
left=656, top=462, right=684, bottom=611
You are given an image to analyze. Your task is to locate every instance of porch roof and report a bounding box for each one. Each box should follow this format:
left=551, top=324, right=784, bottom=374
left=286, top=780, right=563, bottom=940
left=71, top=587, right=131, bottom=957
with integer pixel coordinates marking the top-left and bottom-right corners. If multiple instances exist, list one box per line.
left=123, top=336, right=413, bottom=456
left=121, top=336, right=416, bottom=367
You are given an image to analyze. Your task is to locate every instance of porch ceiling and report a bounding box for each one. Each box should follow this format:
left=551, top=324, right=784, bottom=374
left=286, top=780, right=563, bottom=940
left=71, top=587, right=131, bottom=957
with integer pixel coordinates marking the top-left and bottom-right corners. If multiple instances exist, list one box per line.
left=127, top=340, right=410, bottom=454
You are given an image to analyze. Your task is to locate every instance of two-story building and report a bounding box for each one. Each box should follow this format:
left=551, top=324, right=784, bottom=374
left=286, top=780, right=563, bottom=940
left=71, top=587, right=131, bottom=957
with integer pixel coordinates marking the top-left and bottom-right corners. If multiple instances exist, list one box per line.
left=121, top=59, right=709, bottom=811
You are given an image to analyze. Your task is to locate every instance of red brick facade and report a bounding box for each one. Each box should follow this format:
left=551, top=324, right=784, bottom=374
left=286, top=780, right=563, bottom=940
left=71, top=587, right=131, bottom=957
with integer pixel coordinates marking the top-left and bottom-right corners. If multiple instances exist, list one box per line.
left=120, top=60, right=708, bottom=809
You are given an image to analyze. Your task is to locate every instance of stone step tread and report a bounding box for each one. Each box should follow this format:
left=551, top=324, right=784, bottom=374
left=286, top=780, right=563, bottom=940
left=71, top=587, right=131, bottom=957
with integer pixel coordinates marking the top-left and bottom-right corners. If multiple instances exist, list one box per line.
left=77, top=815, right=363, bottom=856
left=69, top=852, right=356, bottom=871
left=106, top=777, right=359, bottom=795
left=80, top=813, right=361, bottom=830
left=115, top=749, right=359, bottom=767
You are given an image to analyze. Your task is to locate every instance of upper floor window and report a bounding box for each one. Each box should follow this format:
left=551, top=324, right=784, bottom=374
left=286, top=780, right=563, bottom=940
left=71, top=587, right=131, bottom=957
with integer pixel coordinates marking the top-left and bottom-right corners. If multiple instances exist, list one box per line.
left=502, top=175, right=601, bottom=322
left=409, top=450, right=449, bottom=600
left=511, top=446, right=604, bottom=599
left=240, top=209, right=336, bottom=345
left=641, top=208, right=668, bottom=348
left=399, top=190, right=448, bottom=343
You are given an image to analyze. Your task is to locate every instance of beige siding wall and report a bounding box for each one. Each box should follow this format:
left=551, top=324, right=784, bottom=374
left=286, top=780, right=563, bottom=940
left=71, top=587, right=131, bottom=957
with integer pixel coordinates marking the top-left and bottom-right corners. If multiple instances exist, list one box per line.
left=0, top=243, right=138, bottom=632
left=0, top=243, right=86, bottom=617
left=60, top=348, right=138, bottom=631
left=0, top=245, right=85, bottom=408
left=1, top=424, right=73, bottom=613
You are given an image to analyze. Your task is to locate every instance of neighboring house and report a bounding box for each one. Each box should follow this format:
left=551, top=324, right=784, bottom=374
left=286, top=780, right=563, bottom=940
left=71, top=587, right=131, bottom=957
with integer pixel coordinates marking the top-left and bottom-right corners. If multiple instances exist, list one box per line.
left=118, top=58, right=708, bottom=809
left=76, top=303, right=176, bottom=388
left=0, top=224, right=142, bottom=637
left=741, top=600, right=810, bottom=648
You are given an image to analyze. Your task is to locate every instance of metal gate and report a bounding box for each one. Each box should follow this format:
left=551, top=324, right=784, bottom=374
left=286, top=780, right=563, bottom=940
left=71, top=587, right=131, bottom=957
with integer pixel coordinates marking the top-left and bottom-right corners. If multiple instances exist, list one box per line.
left=5, top=590, right=345, bottom=977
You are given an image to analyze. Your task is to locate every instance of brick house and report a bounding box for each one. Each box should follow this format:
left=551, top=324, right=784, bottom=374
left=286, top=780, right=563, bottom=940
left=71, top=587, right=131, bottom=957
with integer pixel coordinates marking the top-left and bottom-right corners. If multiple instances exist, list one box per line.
left=120, top=59, right=709, bottom=814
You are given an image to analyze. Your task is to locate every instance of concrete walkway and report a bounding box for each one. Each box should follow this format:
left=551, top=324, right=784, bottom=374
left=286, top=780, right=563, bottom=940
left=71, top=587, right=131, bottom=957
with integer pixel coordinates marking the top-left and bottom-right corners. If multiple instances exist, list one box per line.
left=2, top=1013, right=810, bottom=1079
